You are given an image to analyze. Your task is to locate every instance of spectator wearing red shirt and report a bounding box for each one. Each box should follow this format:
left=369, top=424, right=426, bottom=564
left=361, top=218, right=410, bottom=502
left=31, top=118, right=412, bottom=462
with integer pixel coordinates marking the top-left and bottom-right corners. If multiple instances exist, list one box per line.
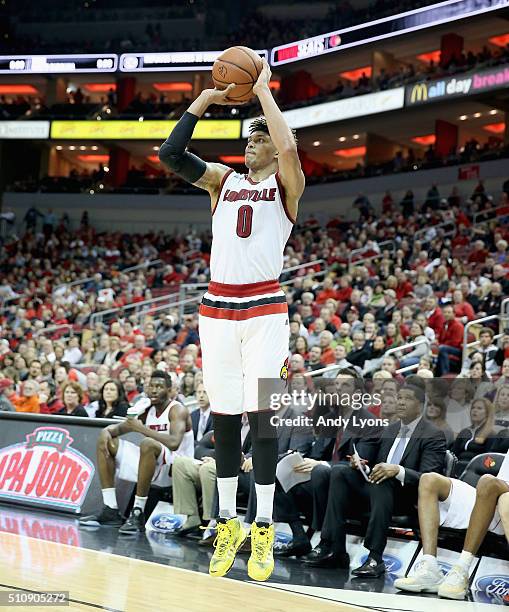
left=452, top=289, right=476, bottom=323
left=424, top=296, right=445, bottom=337
left=436, top=304, right=465, bottom=375
left=395, top=271, right=414, bottom=301
left=316, top=277, right=338, bottom=304
left=318, top=331, right=336, bottom=365
left=336, top=275, right=353, bottom=303
left=468, top=240, right=489, bottom=264
left=120, top=334, right=153, bottom=365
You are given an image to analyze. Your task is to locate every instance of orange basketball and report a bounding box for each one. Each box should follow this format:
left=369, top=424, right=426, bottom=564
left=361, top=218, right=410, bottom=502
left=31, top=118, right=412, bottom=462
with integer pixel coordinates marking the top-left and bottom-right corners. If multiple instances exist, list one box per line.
left=212, top=46, right=263, bottom=102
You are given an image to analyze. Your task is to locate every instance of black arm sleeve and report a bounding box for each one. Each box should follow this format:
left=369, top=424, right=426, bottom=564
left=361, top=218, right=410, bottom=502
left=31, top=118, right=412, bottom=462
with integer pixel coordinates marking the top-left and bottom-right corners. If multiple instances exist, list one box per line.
left=158, top=111, right=207, bottom=183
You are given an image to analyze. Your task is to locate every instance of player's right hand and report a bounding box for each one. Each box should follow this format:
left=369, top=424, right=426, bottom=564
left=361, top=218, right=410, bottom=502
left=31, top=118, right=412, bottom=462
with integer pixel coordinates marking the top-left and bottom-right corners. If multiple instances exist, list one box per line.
left=202, top=83, right=242, bottom=105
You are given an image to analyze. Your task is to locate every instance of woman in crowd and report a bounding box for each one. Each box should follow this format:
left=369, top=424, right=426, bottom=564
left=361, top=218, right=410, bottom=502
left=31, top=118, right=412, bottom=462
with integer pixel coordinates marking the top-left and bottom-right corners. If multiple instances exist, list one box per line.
left=452, top=397, right=497, bottom=476
left=493, top=383, right=509, bottom=429
left=467, top=358, right=494, bottom=399
left=397, top=321, right=430, bottom=372
left=80, top=337, right=97, bottom=363
left=294, top=336, right=309, bottom=361
left=89, top=379, right=129, bottom=419
left=385, top=322, right=403, bottom=349
left=58, top=381, right=88, bottom=417
left=425, top=395, right=455, bottom=447
left=362, top=335, right=387, bottom=377
left=103, top=336, right=124, bottom=368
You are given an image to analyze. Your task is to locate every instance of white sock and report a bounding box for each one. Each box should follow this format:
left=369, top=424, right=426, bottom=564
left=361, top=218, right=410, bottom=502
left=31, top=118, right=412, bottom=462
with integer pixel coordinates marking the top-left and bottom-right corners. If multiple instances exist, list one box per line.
left=134, top=495, right=148, bottom=511
left=255, top=483, right=275, bottom=524
left=422, top=554, right=438, bottom=567
left=457, top=550, right=474, bottom=571
left=217, top=476, right=238, bottom=519
left=102, top=488, right=118, bottom=509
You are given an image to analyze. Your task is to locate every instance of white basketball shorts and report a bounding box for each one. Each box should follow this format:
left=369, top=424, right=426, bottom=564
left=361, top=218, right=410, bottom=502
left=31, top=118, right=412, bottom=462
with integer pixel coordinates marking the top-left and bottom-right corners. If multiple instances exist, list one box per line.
left=439, top=478, right=505, bottom=535
left=198, top=279, right=290, bottom=415
left=115, top=439, right=173, bottom=487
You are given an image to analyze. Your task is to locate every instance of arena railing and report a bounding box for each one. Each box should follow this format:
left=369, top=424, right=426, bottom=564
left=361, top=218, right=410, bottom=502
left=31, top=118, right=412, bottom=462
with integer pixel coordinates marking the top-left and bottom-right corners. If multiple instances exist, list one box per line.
left=33, top=323, right=74, bottom=338
left=89, top=290, right=181, bottom=326
left=462, top=314, right=502, bottom=363
left=52, top=259, right=164, bottom=296
left=413, top=220, right=457, bottom=244
left=347, top=241, right=395, bottom=271
left=472, top=205, right=509, bottom=226
left=386, top=337, right=430, bottom=375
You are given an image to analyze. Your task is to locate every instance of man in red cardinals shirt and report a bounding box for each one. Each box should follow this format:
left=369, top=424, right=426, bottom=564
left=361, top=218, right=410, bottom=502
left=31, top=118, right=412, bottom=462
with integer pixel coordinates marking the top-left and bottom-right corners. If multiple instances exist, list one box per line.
left=436, top=305, right=464, bottom=376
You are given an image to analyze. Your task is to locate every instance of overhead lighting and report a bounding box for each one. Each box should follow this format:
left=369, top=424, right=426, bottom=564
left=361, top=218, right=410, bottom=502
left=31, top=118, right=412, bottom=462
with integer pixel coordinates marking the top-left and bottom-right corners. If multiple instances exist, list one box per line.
left=489, top=33, right=509, bottom=47
left=103, top=166, right=109, bottom=172
left=0, top=85, right=38, bottom=95
left=339, top=66, right=372, bottom=81
left=139, top=116, right=144, bottom=122
left=69, top=146, right=76, bottom=150
left=312, top=141, right=321, bottom=146
left=352, top=134, right=360, bottom=140
left=84, top=83, right=116, bottom=92
left=489, top=109, right=498, bottom=115
left=338, top=136, right=346, bottom=142
left=153, top=82, right=193, bottom=92
left=78, top=154, right=109, bottom=162
left=79, top=145, right=87, bottom=150
left=417, top=50, right=441, bottom=64
left=459, top=115, right=468, bottom=121
left=473, top=112, right=482, bottom=118
left=55, top=145, right=63, bottom=151
left=152, top=145, right=160, bottom=151
left=411, top=134, right=436, bottom=145
left=333, top=146, right=366, bottom=158
left=91, top=145, right=98, bottom=151
left=483, top=122, right=505, bottom=134
left=219, top=155, right=245, bottom=163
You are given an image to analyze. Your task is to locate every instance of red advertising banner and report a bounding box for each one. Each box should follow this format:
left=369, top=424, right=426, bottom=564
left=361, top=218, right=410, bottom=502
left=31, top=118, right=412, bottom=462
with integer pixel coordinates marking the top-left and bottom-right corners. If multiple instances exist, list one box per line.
left=0, top=426, right=95, bottom=513
left=458, top=165, right=480, bottom=180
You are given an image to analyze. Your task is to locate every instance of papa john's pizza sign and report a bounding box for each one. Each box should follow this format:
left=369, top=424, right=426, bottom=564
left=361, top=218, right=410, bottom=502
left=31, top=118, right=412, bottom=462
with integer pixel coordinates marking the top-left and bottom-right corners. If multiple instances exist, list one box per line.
left=0, top=426, right=94, bottom=513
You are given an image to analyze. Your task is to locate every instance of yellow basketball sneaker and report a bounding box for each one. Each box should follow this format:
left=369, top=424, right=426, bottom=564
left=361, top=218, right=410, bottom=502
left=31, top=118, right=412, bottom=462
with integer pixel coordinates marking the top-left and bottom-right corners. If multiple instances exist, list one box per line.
left=209, top=517, right=247, bottom=578
left=248, top=522, right=275, bottom=581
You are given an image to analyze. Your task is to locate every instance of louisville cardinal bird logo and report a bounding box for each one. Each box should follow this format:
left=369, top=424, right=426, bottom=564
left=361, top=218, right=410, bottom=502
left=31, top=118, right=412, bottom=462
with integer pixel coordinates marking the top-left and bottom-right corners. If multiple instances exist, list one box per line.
left=483, top=456, right=496, bottom=469
left=280, top=358, right=289, bottom=380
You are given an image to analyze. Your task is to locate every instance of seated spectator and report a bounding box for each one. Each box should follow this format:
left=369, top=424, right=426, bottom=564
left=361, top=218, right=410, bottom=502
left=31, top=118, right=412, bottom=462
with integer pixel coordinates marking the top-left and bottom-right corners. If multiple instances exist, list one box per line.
left=306, top=346, right=325, bottom=372
left=304, top=379, right=446, bottom=576
left=362, top=335, right=387, bottom=377
left=467, top=358, right=494, bottom=399
left=322, top=345, right=355, bottom=378
left=452, top=289, right=476, bottom=323
left=384, top=322, right=403, bottom=348
left=347, top=331, right=371, bottom=369
left=436, top=305, right=464, bottom=376
left=336, top=323, right=353, bottom=353
left=12, top=379, right=40, bottom=413
left=0, top=378, right=15, bottom=411
left=461, top=327, right=499, bottom=377
left=318, top=331, right=335, bottom=365
left=191, top=383, right=213, bottom=442
left=58, top=381, right=88, bottom=417
left=294, top=336, right=309, bottom=361
left=452, top=397, right=497, bottom=475
left=39, top=379, right=64, bottom=414
left=396, top=321, right=430, bottom=372
left=425, top=396, right=455, bottom=447
left=89, top=380, right=129, bottom=419
left=493, top=383, right=509, bottom=429
left=424, top=296, right=445, bottom=337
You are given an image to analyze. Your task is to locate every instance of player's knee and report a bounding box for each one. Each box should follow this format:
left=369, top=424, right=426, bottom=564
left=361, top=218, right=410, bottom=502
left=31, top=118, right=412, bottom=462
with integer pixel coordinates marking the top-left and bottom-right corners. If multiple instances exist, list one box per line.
left=140, top=437, right=160, bottom=456
left=419, top=472, right=442, bottom=494
left=476, top=474, right=502, bottom=498
left=498, top=491, right=509, bottom=513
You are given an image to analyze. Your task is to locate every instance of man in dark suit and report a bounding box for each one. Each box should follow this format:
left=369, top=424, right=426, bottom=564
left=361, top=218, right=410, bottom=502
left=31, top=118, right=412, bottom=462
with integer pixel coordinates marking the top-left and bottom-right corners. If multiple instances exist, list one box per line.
left=304, top=377, right=446, bottom=577
left=191, top=383, right=213, bottom=444
left=274, top=369, right=382, bottom=558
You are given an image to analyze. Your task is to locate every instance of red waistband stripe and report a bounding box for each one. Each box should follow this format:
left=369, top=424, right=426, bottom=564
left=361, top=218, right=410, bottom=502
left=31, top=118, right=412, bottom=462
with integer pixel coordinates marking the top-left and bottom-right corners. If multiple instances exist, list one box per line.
left=199, top=302, right=287, bottom=321
left=207, top=279, right=281, bottom=298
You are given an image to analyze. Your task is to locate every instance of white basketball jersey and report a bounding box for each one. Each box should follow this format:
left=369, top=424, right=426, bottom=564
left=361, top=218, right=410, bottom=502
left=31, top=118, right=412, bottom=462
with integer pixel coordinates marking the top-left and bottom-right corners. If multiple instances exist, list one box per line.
left=210, top=170, right=294, bottom=284
left=145, top=401, right=194, bottom=458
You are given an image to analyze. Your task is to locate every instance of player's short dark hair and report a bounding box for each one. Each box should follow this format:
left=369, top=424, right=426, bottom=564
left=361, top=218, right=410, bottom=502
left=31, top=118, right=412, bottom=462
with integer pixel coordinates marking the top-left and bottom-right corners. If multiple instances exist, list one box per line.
left=151, top=370, right=172, bottom=388
left=248, top=116, right=297, bottom=144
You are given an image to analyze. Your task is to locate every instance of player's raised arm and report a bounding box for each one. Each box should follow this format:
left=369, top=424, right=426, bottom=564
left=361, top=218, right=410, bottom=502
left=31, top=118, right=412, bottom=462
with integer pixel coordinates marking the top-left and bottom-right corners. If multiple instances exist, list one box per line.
left=252, top=59, right=305, bottom=220
left=158, top=84, right=237, bottom=204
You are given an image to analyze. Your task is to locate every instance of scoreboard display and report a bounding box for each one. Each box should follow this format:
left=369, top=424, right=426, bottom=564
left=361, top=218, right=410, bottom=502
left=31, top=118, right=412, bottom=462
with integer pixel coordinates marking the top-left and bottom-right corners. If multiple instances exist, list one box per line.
left=0, top=55, right=118, bottom=74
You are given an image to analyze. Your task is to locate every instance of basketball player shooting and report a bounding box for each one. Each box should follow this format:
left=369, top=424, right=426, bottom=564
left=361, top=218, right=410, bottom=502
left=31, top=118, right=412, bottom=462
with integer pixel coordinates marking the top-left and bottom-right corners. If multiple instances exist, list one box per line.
left=159, top=57, right=305, bottom=581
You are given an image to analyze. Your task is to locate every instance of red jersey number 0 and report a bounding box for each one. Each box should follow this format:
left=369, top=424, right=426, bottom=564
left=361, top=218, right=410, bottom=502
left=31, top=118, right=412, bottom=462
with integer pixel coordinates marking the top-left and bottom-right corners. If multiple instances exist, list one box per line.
left=236, top=205, right=253, bottom=238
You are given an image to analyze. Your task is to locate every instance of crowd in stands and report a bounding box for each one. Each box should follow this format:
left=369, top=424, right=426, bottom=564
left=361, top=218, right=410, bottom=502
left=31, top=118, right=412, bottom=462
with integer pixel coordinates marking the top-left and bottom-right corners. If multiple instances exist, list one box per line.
left=1, top=174, right=509, bottom=586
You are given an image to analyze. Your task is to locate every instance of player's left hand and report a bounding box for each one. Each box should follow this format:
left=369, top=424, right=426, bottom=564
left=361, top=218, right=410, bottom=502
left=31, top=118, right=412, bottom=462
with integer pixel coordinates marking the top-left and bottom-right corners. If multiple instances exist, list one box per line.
left=253, top=59, right=271, bottom=96
left=368, top=463, right=400, bottom=484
